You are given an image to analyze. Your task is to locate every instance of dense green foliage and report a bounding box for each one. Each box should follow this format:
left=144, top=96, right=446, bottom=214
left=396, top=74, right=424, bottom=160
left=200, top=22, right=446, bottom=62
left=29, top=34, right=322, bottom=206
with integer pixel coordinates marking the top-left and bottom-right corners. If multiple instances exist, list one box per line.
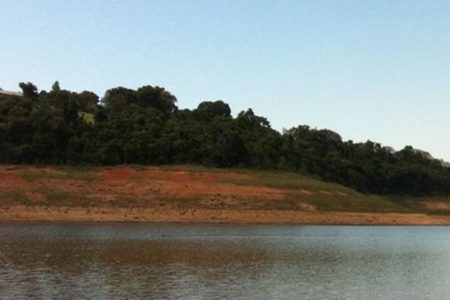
left=1, top=82, right=449, bottom=196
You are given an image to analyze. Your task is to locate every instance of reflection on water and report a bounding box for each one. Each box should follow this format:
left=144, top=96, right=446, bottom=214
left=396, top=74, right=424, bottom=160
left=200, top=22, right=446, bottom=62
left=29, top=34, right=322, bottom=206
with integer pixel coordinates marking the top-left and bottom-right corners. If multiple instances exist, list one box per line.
left=0, top=224, right=450, bottom=299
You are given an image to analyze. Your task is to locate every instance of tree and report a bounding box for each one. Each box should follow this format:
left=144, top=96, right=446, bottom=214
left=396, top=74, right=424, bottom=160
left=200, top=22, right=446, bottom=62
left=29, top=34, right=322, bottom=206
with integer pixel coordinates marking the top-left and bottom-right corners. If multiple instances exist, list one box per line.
left=79, top=91, right=99, bottom=112
left=195, top=101, right=231, bottom=118
left=102, top=87, right=136, bottom=114
left=136, top=85, right=177, bottom=114
left=52, top=81, right=61, bottom=92
left=19, top=82, right=38, bottom=99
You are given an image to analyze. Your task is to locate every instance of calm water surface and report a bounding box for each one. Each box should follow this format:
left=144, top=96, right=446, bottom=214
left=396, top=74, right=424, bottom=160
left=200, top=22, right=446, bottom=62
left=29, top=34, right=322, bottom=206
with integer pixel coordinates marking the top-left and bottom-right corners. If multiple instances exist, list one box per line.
left=0, top=224, right=449, bottom=299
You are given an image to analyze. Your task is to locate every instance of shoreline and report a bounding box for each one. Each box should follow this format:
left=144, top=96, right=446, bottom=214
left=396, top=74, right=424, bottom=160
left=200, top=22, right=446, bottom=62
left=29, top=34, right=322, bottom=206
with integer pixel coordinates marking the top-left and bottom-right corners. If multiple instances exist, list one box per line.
left=1, top=206, right=449, bottom=225
left=1, top=165, right=450, bottom=226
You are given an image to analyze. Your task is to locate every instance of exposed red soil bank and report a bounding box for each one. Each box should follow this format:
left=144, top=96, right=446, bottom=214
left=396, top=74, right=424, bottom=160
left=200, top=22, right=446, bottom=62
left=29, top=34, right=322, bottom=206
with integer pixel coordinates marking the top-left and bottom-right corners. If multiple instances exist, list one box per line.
left=2, top=206, right=449, bottom=225
left=0, top=166, right=449, bottom=225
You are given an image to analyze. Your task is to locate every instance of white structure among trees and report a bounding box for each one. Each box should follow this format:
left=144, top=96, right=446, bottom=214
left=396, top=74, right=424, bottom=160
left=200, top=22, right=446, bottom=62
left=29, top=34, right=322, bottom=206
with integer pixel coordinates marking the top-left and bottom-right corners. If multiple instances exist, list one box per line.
left=0, top=88, right=22, bottom=97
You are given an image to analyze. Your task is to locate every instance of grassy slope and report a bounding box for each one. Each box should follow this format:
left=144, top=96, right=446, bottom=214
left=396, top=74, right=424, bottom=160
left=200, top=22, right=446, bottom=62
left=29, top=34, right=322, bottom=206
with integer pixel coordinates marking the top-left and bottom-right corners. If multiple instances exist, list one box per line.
left=221, top=170, right=411, bottom=213
left=1, top=165, right=449, bottom=216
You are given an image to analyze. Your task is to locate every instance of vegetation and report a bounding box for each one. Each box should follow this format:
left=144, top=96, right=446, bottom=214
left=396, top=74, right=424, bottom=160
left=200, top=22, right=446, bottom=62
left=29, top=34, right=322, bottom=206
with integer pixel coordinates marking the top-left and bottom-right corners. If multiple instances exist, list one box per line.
left=0, top=165, right=425, bottom=213
left=1, top=82, right=449, bottom=197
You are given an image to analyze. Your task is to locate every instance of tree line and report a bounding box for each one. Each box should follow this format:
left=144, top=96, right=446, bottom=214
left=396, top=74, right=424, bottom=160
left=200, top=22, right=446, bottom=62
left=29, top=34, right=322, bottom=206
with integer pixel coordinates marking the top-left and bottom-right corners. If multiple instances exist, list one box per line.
left=1, top=82, right=449, bottom=196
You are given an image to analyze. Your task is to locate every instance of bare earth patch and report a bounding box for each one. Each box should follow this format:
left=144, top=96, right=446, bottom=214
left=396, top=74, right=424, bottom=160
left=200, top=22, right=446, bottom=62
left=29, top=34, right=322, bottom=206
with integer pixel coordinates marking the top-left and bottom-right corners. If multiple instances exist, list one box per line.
left=0, top=165, right=449, bottom=225
left=1, top=206, right=449, bottom=225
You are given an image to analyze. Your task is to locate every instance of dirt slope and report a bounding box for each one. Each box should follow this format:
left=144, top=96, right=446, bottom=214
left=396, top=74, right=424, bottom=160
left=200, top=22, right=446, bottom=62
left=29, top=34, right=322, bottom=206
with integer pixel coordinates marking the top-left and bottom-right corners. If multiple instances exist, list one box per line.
left=0, top=165, right=449, bottom=225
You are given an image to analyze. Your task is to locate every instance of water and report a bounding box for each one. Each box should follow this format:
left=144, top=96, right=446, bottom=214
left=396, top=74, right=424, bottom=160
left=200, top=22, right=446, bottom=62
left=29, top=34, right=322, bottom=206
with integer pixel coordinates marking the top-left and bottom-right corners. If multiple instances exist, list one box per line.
left=0, top=224, right=449, bottom=299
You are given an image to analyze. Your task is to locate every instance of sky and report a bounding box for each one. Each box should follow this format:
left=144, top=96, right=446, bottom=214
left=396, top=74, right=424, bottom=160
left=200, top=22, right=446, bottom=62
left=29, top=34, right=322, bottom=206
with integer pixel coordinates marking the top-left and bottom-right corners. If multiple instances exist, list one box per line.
left=1, top=0, right=449, bottom=161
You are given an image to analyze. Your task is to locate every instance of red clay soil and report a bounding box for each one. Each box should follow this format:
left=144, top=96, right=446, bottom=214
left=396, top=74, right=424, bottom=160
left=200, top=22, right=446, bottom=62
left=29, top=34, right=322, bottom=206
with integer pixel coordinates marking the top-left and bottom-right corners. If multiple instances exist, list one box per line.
left=0, top=166, right=449, bottom=225
left=1, top=206, right=450, bottom=225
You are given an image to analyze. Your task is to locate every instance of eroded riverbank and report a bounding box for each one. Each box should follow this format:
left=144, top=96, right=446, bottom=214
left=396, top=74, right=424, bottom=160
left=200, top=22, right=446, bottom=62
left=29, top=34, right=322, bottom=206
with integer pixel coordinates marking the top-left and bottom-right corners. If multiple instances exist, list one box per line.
left=1, top=206, right=450, bottom=225
left=1, top=165, right=449, bottom=225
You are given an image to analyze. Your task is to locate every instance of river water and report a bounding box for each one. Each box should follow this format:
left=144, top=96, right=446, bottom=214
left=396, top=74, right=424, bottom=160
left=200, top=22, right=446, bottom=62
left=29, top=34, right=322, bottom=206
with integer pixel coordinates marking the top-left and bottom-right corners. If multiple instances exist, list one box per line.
left=0, top=224, right=449, bottom=299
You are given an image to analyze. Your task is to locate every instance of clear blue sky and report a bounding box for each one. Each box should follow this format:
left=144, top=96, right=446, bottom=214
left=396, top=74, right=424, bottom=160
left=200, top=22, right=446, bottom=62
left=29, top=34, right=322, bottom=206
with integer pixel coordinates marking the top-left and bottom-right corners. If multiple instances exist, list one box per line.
left=1, top=0, right=449, bottom=160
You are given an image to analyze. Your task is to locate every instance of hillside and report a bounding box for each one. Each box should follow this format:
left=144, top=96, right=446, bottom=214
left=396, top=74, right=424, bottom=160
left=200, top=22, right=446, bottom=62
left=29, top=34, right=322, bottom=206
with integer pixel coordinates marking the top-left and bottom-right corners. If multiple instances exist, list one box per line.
left=1, top=165, right=449, bottom=224
left=1, top=83, right=449, bottom=197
